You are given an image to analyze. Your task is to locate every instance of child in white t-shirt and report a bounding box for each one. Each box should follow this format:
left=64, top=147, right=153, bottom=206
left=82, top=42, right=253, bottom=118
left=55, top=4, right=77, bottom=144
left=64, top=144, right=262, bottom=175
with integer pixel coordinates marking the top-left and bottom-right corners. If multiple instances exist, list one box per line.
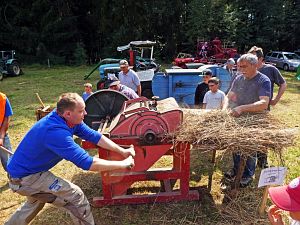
left=202, top=77, right=227, bottom=110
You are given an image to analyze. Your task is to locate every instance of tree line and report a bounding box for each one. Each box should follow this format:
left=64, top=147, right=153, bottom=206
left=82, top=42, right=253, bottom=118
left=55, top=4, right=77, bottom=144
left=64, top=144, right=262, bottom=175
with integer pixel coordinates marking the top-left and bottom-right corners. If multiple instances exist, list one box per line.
left=0, top=0, right=299, bottom=65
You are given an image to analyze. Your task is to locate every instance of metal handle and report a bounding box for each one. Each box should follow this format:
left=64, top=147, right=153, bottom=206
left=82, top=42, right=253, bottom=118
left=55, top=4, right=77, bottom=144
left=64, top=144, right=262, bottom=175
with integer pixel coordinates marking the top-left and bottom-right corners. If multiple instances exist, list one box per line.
left=0, top=145, right=13, bottom=155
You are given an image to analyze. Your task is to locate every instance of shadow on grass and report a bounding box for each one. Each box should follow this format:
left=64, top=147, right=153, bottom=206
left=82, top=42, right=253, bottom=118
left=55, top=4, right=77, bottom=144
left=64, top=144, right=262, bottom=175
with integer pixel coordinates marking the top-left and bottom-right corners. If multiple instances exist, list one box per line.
left=73, top=168, right=220, bottom=224
left=0, top=182, right=9, bottom=193
left=32, top=149, right=257, bottom=225
left=28, top=158, right=267, bottom=225
left=32, top=169, right=220, bottom=224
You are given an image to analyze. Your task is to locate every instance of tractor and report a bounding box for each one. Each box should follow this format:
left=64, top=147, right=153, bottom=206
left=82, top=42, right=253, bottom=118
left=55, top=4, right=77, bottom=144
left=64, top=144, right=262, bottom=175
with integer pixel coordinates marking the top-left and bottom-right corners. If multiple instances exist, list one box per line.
left=84, top=41, right=159, bottom=98
left=0, top=50, right=23, bottom=80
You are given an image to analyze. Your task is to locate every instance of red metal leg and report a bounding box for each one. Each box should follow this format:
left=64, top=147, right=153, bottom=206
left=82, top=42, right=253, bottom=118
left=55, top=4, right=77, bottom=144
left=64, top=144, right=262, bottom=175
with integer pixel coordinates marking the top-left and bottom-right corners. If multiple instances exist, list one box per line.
left=83, top=140, right=200, bottom=207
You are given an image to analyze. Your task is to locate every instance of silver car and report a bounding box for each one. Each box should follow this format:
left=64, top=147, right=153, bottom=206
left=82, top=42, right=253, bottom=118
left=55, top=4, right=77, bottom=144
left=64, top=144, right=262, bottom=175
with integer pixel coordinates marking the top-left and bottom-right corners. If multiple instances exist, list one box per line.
left=265, top=51, right=300, bottom=71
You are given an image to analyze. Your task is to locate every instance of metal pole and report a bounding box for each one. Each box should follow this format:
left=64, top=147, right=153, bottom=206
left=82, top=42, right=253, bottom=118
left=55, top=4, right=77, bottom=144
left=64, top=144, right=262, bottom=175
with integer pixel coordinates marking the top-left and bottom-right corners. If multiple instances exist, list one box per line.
left=150, top=46, right=154, bottom=60
left=0, top=146, right=13, bottom=155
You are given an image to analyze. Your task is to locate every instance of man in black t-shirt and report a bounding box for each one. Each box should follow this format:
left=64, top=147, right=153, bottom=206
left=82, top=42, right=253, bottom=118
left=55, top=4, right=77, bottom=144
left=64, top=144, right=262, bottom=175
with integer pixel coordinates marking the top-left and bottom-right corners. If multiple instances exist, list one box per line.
left=248, top=46, right=287, bottom=168
left=194, top=69, right=213, bottom=108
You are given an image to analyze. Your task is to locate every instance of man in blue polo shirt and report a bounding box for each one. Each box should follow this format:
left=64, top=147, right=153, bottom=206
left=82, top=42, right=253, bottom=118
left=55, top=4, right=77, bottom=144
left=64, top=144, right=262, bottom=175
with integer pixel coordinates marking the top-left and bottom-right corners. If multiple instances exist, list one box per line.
left=5, top=93, right=135, bottom=225
left=225, top=53, right=271, bottom=187
left=0, top=92, right=13, bottom=171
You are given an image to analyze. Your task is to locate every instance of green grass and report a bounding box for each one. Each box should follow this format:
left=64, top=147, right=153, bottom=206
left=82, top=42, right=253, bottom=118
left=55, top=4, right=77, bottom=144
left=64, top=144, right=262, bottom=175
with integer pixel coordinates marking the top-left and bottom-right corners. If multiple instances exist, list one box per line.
left=0, top=66, right=299, bottom=225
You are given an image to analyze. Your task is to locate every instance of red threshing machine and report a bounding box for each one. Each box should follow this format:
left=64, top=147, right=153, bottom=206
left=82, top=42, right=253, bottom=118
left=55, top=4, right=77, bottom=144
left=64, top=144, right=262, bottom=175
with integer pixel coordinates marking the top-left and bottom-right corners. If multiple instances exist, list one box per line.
left=82, top=90, right=199, bottom=206
left=174, top=37, right=238, bottom=68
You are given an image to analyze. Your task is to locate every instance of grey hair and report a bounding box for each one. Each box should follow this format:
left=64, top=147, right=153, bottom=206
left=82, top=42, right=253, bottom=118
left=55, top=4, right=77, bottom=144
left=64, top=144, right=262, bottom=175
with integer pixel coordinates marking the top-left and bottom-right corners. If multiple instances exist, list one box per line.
left=239, top=53, right=258, bottom=65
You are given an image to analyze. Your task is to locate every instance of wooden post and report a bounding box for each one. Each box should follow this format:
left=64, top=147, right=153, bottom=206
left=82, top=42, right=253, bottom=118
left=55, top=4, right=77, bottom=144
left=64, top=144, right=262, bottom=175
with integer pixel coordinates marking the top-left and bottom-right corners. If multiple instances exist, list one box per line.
left=259, top=186, right=270, bottom=216
left=232, top=155, right=246, bottom=190
left=208, top=149, right=217, bottom=191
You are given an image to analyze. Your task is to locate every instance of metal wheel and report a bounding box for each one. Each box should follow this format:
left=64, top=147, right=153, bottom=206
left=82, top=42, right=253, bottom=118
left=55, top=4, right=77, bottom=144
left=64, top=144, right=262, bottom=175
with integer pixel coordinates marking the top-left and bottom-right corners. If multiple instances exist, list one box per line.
left=8, top=61, right=21, bottom=76
left=283, top=64, right=289, bottom=71
left=84, top=89, right=129, bottom=129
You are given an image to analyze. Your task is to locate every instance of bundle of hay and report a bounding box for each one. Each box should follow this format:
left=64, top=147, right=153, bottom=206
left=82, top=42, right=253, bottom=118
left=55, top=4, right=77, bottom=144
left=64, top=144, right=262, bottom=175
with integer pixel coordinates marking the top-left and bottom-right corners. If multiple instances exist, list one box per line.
left=174, top=110, right=298, bottom=157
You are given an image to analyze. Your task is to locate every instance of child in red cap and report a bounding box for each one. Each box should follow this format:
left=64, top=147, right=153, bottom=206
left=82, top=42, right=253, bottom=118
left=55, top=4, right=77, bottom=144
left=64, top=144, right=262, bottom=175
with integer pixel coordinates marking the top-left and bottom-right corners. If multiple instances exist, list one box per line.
left=268, top=177, right=300, bottom=225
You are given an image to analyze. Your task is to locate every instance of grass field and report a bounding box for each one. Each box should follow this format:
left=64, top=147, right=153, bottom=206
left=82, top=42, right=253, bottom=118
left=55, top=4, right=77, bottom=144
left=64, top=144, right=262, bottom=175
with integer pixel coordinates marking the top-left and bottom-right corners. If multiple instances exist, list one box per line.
left=0, top=66, right=299, bottom=225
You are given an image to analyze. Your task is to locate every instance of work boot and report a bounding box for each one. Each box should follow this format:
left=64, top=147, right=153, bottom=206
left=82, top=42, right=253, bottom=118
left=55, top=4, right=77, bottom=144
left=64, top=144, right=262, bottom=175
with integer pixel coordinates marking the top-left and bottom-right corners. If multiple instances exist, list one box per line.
left=224, top=169, right=236, bottom=180
left=240, top=176, right=253, bottom=188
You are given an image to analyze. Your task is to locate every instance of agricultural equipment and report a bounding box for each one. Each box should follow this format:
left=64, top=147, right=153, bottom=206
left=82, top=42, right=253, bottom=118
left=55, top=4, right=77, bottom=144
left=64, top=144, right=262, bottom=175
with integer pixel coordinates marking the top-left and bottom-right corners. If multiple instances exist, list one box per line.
left=117, top=40, right=159, bottom=72
left=152, top=65, right=232, bottom=106
left=82, top=90, right=199, bottom=206
left=0, top=50, right=22, bottom=79
left=174, top=38, right=239, bottom=68
left=84, top=40, right=159, bottom=80
left=84, top=41, right=159, bottom=99
left=95, top=65, right=155, bottom=99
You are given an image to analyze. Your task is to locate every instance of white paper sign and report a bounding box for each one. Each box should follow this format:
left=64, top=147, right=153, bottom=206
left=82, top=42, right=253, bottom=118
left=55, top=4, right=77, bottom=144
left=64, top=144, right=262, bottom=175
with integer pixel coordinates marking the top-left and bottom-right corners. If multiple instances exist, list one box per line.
left=258, top=167, right=287, bottom=188
left=136, top=69, right=155, bottom=82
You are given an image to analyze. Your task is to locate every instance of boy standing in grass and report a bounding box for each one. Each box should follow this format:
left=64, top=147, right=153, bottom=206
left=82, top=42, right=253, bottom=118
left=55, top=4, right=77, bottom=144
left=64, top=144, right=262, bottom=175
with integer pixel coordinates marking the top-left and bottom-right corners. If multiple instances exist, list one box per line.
left=202, top=77, right=227, bottom=110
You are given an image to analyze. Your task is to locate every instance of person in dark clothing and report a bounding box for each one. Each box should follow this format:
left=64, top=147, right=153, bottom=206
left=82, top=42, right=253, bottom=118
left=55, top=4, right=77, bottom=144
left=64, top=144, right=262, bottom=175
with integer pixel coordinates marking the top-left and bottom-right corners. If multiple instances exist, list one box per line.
left=248, top=46, right=287, bottom=168
left=194, top=69, right=213, bottom=108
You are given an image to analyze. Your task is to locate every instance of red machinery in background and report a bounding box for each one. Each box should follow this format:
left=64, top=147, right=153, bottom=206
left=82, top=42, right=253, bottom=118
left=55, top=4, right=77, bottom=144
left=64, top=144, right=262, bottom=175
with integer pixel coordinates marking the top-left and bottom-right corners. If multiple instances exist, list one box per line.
left=82, top=90, right=199, bottom=206
left=174, top=37, right=239, bottom=68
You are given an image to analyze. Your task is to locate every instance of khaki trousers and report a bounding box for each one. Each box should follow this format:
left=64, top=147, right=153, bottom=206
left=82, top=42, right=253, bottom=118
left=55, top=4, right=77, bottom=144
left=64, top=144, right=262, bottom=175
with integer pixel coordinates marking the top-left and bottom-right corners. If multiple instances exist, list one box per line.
left=5, top=171, right=95, bottom=225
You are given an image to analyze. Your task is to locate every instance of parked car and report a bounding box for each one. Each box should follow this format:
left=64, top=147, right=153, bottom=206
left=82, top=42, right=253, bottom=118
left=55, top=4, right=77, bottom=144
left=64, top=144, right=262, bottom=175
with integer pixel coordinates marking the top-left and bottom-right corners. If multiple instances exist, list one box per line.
left=265, top=51, right=300, bottom=71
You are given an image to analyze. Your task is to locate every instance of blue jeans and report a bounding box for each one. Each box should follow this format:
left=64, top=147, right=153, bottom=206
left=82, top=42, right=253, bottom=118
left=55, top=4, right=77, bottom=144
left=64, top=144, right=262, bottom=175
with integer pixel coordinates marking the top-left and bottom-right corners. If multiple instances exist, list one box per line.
left=233, top=152, right=257, bottom=178
left=0, top=134, right=12, bottom=171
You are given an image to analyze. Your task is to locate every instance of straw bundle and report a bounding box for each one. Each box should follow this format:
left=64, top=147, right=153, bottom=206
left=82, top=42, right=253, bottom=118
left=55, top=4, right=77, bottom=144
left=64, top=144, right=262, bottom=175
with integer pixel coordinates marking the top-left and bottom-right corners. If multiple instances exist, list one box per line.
left=174, top=110, right=298, bottom=157
left=215, top=189, right=269, bottom=225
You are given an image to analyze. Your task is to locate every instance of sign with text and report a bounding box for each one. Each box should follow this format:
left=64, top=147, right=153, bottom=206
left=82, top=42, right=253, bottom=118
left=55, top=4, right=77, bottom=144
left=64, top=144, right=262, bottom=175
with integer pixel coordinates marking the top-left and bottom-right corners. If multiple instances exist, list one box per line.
left=258, top=167, right=287, bottom=188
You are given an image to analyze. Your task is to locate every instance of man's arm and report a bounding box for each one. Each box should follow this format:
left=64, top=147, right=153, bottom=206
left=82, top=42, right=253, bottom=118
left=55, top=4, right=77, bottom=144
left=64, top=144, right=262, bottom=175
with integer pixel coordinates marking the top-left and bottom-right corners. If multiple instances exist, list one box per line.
left=89, top=156, right=134, bottom=172
left=227, top=90, right=236, bottom=102
left=97, top=135, right=135, bottom=158
left=202, top=93, right=207, bottom=109
left=137, top=84, right=142, bottom=97
left=231, top=96, right=269, bottom=117
left=0, top=117, right=10, bottom=146
left=222, top=95, right=228, bottom=110
left=89, top=135, right=136, bottom=172
left=270, top=82, right=287, bottom=106
left=194, top=85, right=200, bottom=105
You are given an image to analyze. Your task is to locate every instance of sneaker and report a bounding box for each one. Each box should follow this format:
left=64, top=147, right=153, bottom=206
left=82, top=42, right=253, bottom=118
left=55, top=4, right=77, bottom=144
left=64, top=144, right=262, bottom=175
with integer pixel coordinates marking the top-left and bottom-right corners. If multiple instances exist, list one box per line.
left=224, top=169, right=236, bottom=179
left=240, top=176, right=253, bottom=188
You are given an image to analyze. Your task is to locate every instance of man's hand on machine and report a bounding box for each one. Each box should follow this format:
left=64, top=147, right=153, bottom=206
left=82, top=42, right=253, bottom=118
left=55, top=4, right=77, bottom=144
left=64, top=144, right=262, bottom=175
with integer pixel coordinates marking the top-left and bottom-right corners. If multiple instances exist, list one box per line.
left=120, top=145, right=136, bottom=158
left=123, top=155, right=135, bottom=169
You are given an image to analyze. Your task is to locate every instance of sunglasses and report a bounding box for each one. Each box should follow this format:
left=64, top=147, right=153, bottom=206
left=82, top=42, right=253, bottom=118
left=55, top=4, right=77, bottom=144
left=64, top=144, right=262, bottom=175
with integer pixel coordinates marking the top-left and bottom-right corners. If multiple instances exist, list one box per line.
left=208, top=84, right=216, bottom=87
